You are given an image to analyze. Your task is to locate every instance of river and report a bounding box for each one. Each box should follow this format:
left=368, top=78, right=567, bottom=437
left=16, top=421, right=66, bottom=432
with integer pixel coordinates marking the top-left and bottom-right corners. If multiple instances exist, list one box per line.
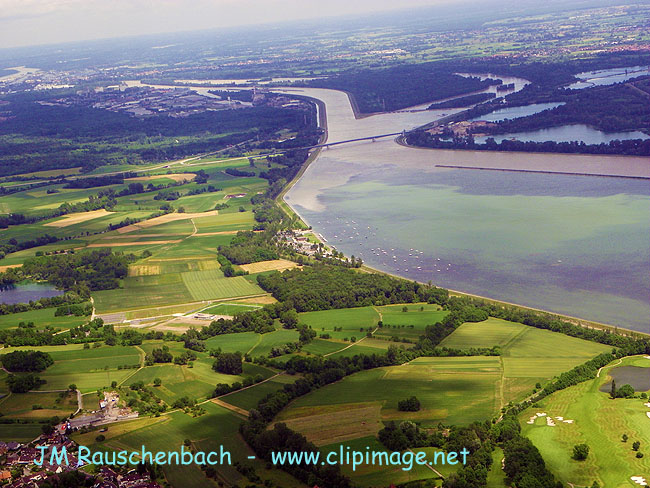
left=277, top=87, right=650, bottom=332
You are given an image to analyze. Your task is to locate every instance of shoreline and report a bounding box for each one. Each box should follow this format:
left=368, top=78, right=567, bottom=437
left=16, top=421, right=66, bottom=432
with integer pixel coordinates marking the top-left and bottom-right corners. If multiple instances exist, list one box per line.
left=277, top=90, right=648, bottom=338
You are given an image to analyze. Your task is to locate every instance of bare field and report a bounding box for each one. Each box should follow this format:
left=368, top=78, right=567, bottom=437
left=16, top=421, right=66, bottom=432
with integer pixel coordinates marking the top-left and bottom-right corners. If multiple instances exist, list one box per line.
left=128, top=264, right=162, bottom=276
left=87, top=240, right=182, bottom=247
left=126, top=173, right=196, bottom=183
left=274, top=403, right=383, bottom=446
left=239, top=259, right=298, bottom=274
left=43, top=209, right=113, bottom=228
left=117, top=211, right=218, bottom=234
left=0, top=263, right=22, bottom=272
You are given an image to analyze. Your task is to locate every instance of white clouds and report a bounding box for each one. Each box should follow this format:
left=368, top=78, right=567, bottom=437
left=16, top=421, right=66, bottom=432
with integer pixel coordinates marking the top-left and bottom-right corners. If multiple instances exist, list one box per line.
left=0, top=0, right=441, bottom=48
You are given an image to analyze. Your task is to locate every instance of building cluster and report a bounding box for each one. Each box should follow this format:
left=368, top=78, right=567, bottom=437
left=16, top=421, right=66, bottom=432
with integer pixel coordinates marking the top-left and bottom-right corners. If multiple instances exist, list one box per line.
left=427, top=120, right=497, bottom=138
left=39, top=85, right=248, bottom=118
left=0, top=433, right=161, bottom=488
left=275, top=230, right=334, bottom=258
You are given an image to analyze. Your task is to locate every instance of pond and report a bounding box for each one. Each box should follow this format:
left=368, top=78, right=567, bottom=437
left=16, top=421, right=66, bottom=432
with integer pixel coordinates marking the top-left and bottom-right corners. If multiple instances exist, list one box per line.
left=474, top=124, right=649, bottom=145
left=600, top=365, right=650, bottom=393
left=0, top=282, right=63, bottom=304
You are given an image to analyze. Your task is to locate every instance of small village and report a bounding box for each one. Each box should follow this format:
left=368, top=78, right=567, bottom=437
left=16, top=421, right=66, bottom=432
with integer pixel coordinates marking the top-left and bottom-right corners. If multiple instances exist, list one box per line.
left=0, top=431, right=161, bottom=488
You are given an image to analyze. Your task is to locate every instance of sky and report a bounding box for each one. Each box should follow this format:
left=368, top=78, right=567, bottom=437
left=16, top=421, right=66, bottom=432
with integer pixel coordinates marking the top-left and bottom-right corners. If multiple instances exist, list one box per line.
left=0, top=0, right=445, bottom=49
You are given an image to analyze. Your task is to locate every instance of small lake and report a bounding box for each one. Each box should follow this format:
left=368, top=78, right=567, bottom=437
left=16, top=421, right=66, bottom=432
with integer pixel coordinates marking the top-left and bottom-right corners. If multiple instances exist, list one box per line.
left=470, top=103, right=564, bottom=122
left=568, top=65, right=650, bottom=90
left=600, top=366, right=650, bottom=392
left=0, top=282, right=63, bottom=304
left=474, top=124, right=650, bottom=145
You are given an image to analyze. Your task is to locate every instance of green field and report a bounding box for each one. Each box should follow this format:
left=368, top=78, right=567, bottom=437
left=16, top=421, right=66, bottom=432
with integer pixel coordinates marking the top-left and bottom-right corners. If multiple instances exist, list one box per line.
left=0, top=305, right=90, bottom=331
left=0, top=390, right=78, bottom=419
left=181, top=269, right=263, bottom=301
left=281, top=357, right=503, bottom=427
left=1, top=344, right=142, bottom=393
left=0, top=422, right=44, bottom=442
left=520, top=355, right=650, bottom=487
left=248, top=329, right=301, bottom=357
left=199, top=302, right=261, bottom=316
left=299, top=306, right=380, bottom=340
left=221, top=375, right=294, bottom=411
left=321, top=436, right=456, bottom=487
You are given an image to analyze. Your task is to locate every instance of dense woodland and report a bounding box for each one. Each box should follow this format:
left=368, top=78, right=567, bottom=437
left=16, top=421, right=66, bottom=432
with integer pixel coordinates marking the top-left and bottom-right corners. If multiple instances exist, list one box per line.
left=302, top=67, right=498, bottom=113
left=257, top=265, right=449, bottom=311
left=0, top=91, right=313, bottom=176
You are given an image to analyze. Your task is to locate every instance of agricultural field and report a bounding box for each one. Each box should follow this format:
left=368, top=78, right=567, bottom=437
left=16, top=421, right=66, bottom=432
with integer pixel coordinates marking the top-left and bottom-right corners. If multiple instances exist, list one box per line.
left=520, top=355, right=650, bottom=487
left=181, top=270, right=263, bottom=301
left=321, top=436, right=457, bottom=487
left=282, top=358, right=502, bottom=428
left=0, top=344, right=142, bottom=393
left=0, top=305, right=90, bottom=331
left=279, top=319, right=612, bottom=449
left=239, top=259, right=298, bottom=274
left=298, top=306, right=380, bottom=340
left=198, top=302, right=261, bottom=316
left=0, top=390, right=77, bottom=419
left=219, top=374, right=295, bottom=411
left=0, top=423, right=44, bottom=442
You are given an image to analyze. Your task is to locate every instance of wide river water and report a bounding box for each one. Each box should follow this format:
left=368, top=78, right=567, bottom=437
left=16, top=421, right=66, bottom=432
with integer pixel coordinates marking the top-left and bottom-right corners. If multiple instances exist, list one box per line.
left=277, top=87, right=650, bottom=332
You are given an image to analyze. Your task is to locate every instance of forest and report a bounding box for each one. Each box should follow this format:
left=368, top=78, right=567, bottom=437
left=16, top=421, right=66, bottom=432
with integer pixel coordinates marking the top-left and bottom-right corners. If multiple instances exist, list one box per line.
left=256, top=264, right=449, bottom=311
left=0, top=91, right=312, bottom=176
left=406, top=130, right=650, bottom=156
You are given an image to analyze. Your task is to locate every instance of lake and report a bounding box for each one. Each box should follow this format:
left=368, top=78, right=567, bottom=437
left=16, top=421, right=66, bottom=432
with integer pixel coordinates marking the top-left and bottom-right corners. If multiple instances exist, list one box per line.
left=279, top=86, right=650, bottom=332
left=0, top=282, right=63, bottom=304
left=568, top=65, right=650, bottom=90
left=474, top=124, right=649, bottom=145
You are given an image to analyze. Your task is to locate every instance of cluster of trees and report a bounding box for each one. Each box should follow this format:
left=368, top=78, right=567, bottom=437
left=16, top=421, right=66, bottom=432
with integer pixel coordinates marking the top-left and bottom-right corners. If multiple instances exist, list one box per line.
left=397, top=396, right=421, bottom=412
left=54, top=303, right=92, bottom=316
left=21, top=248, right=135, bottom=291
left=257, top=264, right=449, bottom=311
left=212, top=352, right=243, bottom=375
left=144, top=345, right=173, bottom=365
left=1, top=350, right=54, bottom=372
left=218, top=230, right=279, bottom=265
left=610, top=380, right=635, bottom=399
left=7, top=373, right=44, bottom=393
left=406, top=130, right=650, bottom=156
